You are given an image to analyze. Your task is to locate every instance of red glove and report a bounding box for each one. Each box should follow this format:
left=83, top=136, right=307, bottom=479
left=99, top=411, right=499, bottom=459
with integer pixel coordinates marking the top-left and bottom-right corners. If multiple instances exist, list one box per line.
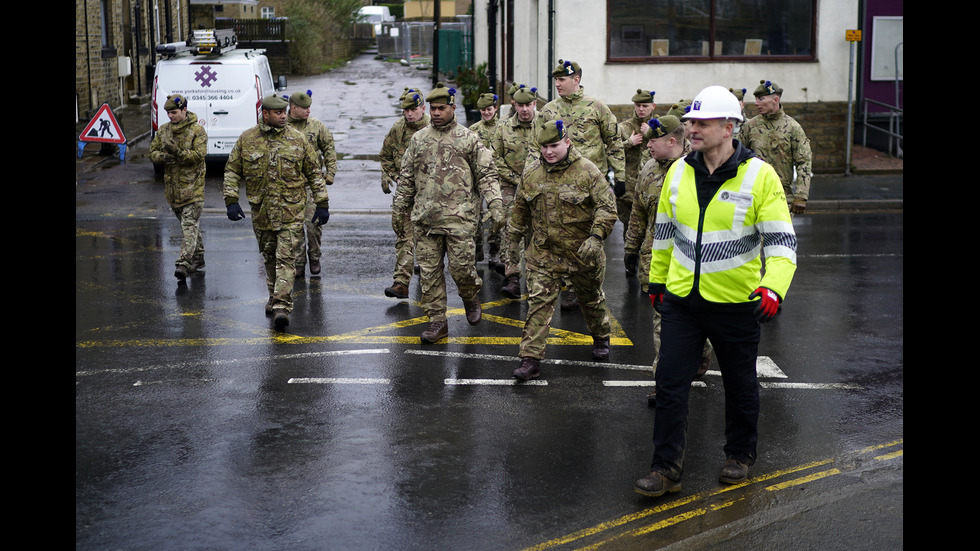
left=649, top=292, right=664, bottom=313
left=749, top=287, right=781, bottom=323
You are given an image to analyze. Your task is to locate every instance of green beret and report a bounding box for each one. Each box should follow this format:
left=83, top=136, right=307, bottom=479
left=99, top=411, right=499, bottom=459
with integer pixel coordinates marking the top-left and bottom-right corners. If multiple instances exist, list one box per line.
left=425, top=82, right=457, bottom=105
left=164, top=94, right=188, bottom=111
left=643, top=115, right=681, bottom=140
left=288, top=90, right=313, bottom=108
left=667, top=100, right=691, bottom=119
left=552, top=59, right=580, bottom=78
left=537, top=119, right=568, bottom=145
left=507, top=82, right=521, bottom=96
left=401, top=88, right=423, bottom=109
left=729, top=87, right=747, bottom=101
left=753, top=79, right=782, bottom=97
left=476, top=93, right=498, bottom=109
left=632, top=89, right=656, bottom=103
left=513, top=85, right=538, bottom=105
left=261, top=94, right=288, bottom=110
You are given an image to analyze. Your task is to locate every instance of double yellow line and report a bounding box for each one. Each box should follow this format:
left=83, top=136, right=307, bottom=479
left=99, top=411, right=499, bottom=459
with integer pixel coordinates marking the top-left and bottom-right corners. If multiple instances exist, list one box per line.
left=523, top=438, right=903, bottom=550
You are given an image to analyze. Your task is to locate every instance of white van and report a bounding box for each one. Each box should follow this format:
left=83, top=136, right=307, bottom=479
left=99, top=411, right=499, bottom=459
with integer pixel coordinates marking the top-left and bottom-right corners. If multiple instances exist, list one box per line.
left=151, top=32, right=287, bottom=167
left=357, top=6, right=395, bottom=36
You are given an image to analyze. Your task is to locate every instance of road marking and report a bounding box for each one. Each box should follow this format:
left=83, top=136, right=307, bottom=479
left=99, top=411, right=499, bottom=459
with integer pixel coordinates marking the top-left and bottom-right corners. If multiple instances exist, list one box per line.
left=523, top=438, right=903, bottom=551
left=445, top=378, right=548, bottom=386
left=288, top=377, right=391, bottom=385
left=760, top=382, right=863, bottom=390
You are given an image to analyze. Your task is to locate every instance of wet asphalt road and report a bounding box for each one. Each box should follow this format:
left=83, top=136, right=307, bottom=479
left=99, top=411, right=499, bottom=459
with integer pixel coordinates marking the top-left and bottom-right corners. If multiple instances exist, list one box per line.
left=76, top=54, right=903, bottom=550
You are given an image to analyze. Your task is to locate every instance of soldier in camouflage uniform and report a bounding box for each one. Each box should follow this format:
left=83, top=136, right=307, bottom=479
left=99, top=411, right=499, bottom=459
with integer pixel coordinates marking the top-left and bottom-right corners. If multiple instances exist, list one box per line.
left=468, top=92, right=501, bottom=266
left=149, top=94, right=208, bottom=283
left=380, top=88, right=429, bottom=299
left=509, top=120, right=618, bottom=380
left=287, top=90, right=337, bottom=277
left=491, top=84, right=541, bottom=298
left=392, top=83, right=505, bottom=343
left=621, top=116, right=711, bottom=404
left=538, top=59, right=625, bottom=310
left=617, top=89, right=657, bottom=246
left=223, top=95, right=330, bottom=329
left=739, top=80, right=813, bottom=214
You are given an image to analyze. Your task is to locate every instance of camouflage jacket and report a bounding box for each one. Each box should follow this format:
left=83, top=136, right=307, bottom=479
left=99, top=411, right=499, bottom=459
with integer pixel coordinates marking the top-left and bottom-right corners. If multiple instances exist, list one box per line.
left=490, top=112, right=540, bottom=189
left=468, top=116, right=500, bottom=148
left=624, top=140, right=691, bottom=255
left=149, top=111, right=207, bottom=207
left=288, top=115, right=338, bottom=183
left=538, top=88, right=625, bottom=181
left=222, top=122, right=328, bottom=231
left=379, top=114, right=430, bottom=189
left=393, top=118, right=502, bottom=237
left=739, top=108, right=812, bottom=201
left=618, top=115, right=652, bottom=194
left=509, top=145, right=617, bottom=273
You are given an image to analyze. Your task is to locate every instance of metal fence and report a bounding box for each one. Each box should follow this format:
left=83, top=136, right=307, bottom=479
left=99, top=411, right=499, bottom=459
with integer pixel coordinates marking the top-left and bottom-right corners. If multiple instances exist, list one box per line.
left=376, top=19, right=473, bottom=71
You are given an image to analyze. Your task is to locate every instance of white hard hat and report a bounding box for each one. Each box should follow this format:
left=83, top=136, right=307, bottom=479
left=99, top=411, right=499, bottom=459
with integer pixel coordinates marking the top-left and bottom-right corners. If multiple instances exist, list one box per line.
left=683, top=85, right=744, bottom=122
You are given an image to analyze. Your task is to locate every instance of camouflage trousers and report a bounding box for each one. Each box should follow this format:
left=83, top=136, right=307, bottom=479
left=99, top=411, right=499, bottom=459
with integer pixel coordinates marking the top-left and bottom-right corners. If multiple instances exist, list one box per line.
left=497, top=185, right=523, bottom=277
left=171, top=201, right=205, bottom=269
left=295, top=191, right=322, bottom=269
left=392, top=210, right=415, bottom=286
left=651, top=309, right=713, bottom=373
left=415, top=230, right=482, bottom=323
left=253, top=222, right=304, bottom=314
left=519, top=263, right=611, bottom=360
left=616, top=196, right=633, bottom=230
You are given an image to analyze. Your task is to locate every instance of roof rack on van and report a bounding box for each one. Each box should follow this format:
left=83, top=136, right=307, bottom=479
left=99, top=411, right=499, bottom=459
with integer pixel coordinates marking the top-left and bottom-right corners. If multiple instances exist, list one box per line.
left=155, top=28, right=238, bottom=58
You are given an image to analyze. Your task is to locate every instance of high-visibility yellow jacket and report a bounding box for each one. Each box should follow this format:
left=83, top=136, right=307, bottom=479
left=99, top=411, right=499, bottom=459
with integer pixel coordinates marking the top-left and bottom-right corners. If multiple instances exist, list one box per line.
left=649, top=144, right=797, bottom=304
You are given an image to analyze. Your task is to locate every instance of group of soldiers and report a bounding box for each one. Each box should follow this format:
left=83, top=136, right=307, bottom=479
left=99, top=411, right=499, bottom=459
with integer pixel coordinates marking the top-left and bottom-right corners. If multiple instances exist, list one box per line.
left=151, top=58, right=806, bottom=497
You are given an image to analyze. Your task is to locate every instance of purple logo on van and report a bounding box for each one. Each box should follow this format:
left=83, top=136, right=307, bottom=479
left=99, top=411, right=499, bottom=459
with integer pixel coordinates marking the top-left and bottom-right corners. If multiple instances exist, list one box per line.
left=195, top=66, right=218, bottom=88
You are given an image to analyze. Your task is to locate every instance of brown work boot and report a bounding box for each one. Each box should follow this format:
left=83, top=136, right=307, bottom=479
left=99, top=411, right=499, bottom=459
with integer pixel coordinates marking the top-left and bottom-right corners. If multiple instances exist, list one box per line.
left=719, top=459, right=750, bottom=485
left=560, top=289, right=578, bottom=310
left=592, top=336, right=610, bottom=361
left=272, top=309, right=290, bottom=329
left=462, top=295, right=482, bottom=325
left=420, top=320, right=448, bottom=343
left=309, top=260, right=321, bottom=275
left=512, top=357, right=541, bottom=380
left=384, top=282, right=409, bottom=299
left=294, top=264, right=306, bottom=279
left=501, top=276, right=521, bottom=299
left=174, top=265, right=188, bottom=283
left=633, top=471, right=681, bottom=497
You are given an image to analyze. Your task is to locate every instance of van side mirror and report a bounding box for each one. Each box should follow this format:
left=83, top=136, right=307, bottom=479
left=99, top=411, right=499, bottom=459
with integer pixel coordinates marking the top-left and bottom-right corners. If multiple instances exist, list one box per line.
left=276, top=75, right=287, bottom=90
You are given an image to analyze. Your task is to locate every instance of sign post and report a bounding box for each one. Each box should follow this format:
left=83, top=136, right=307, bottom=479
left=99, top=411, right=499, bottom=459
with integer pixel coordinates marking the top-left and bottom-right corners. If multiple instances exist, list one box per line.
left=845, top=29, right=862, bottom=175
left=78, top=103, right=128, bottom=163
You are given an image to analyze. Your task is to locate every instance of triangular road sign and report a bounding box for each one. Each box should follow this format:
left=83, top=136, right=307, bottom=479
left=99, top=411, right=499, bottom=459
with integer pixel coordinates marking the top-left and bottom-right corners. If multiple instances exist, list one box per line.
left=79, top=104, right=127, bottom=144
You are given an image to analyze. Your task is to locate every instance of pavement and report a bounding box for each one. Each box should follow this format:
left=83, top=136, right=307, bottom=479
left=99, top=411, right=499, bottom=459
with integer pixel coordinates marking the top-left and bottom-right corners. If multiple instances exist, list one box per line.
left=75, top=51, right=902, bottom=215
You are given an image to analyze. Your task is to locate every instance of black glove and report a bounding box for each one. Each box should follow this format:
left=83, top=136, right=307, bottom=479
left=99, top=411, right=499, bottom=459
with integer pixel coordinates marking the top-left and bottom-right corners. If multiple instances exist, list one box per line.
left=226, top=203, right=245, bottom=221
left=312, top=206, right=330, bottom=226
left=624, top=253, right=638, bottom=275
left=613, top=180, right=626, bottom=198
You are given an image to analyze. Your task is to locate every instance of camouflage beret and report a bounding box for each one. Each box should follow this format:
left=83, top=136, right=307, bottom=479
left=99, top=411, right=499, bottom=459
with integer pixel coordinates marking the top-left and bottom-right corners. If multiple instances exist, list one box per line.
left=667, top=100, right=691, bottom=119
left=425, top=82, right=457, bottom=105
left=261, top=94, right=289, bottom=110
left=401, top=88, right=423, bottom=109
left=552, top=59, right=581, bottom=78
left=164, top=94, right=188, bottom=111
left=288, top=90, right=313, bottom=108
left=512, top=85, right=538, bottom=105
left=537, top=119, right=569, bottom=145
left=753, top=79, right=782, bottom=97
left=476, top=93, right=498, bottom=109
left=643, top=115, right=681, bottom=140
left=632, top=89, right=656, bottom=103
left=729, top=87, right=747, bottom=101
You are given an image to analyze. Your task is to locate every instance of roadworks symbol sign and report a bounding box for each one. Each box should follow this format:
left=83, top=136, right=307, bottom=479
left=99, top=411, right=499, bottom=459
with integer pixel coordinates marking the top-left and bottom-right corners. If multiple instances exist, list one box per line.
left=79, top=104, right=127, bottom=144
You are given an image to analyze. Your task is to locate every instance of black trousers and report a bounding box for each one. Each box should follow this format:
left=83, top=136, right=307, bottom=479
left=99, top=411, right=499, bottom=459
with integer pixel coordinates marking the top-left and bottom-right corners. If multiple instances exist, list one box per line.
left=650, top=295, right=761, bottom=480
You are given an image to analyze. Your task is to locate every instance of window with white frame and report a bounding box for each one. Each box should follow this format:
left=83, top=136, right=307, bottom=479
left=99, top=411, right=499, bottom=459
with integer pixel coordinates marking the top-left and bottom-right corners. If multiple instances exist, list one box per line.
left=261, top=7, right=275, bottom=19
left=608, top=0, right=816, bottom=61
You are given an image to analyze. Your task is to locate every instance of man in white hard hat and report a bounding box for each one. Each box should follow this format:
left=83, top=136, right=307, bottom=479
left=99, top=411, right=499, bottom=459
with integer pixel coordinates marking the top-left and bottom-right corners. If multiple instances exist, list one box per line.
left=633, top=86, right=798, bottom=498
